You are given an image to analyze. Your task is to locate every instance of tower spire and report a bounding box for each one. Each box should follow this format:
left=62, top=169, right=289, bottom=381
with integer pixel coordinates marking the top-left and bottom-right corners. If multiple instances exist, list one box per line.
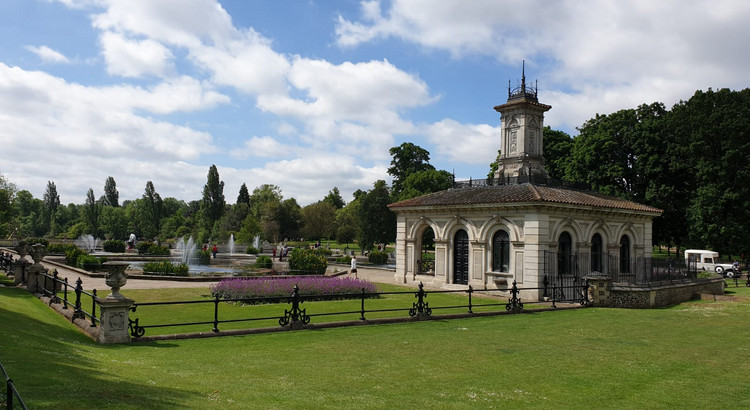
left=521, top=60, right=526, bottom=93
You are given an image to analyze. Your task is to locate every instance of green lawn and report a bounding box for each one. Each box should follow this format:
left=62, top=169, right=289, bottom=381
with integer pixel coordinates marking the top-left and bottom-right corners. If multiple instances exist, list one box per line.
left=1, top=277, right=749, bottom=409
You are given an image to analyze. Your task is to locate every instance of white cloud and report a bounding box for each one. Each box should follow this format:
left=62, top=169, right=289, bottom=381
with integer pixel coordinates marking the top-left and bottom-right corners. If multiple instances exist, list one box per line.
left=231, top=136, right=290, bottom=159
left=25, top=45, right=70, bottom=64
left=337, top=0, right=750, bottom=130
left=424, top=119, right=499, bottom=166
left=99, top=31, right=174, bottom=78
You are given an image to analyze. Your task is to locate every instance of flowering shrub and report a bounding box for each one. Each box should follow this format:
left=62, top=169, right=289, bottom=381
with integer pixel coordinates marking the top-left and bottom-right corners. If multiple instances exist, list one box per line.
left=210, top=276, right=377, bottom=303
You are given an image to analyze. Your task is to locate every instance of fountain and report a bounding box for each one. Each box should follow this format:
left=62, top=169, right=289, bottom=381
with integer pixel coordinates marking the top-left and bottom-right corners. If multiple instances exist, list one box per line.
left=253, top=235, right=261, bottom=251
left=75, top=234, right=101, bottom=253
left=228, top=234, right=235, bottom=255
left=175, top=236, right=196, bottom=265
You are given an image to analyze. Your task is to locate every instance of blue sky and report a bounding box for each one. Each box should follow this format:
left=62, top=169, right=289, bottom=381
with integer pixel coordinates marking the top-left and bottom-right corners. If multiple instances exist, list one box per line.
left=1, top=0, right=749, bottom=206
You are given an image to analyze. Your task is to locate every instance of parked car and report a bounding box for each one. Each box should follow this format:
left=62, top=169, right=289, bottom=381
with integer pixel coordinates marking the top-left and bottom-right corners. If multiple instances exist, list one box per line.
left=684, top=249, right=737, bottom=277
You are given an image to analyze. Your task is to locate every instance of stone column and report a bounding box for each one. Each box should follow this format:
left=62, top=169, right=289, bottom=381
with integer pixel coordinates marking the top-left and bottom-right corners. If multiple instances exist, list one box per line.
left=98, top=262, right=134, bottom=344
left=12, top=241, right=29, bottom=286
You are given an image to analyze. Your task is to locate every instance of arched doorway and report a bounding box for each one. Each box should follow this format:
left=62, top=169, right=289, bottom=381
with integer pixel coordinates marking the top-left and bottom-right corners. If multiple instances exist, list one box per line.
left=419, top=226, right=435, bottom=275
left=558, top=232, right=573, bottom=276
left=453, top=229, right=469, bottom=284
left=492, top=230, right=510, bottom=272
left=620, top=235, right=631, bottom=273
left=591, top=233, right=603, bottom=273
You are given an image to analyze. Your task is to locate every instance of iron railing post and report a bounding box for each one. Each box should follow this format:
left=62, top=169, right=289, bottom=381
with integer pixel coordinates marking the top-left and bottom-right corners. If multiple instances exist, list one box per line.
left=467, top=285, right=473, bottom=313
left=360, top=288, right=366, bottom=320
left=72, top=277, right=84, bottom=322
left=90, top=289, right=98, bottom=327
left=62, top=277, right=69, bottom=309
left=213, top=294, right=220, bottom=332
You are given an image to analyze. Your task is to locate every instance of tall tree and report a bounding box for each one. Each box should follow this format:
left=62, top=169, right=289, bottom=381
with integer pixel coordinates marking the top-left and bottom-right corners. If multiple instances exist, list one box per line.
left=358, top=180, right=396, bottom=251
left=141, top=181, right=163, bottom=239
left=0, top=173, right=17, bottom=238
left=43, top=180, right=60, bottom=235
left=103, top=176, right=119, bottom=207
left=200, top=164, right=225, bottom=231
left=388, top=142, right=435, bottom=198
left=300, top=201, right=337, bottom=240
left=397, top=169, right=453, bottom=201
left=83, top=188, right=101, bottom=237
left=322, top=187, right=345, bottom=209
left=542, top=127, right=574, bottom=180
left=237, top=183, right=250, bottom=206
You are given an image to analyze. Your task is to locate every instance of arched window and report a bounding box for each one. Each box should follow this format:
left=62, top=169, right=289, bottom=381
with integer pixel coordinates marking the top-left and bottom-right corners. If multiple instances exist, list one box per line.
left=492, top=230, right=510, bottom=272
left=620, top=235, right=631, bottom=273
left=558, top=232, right=573, bottom=275
left=591, top=233, right=603, bottom=272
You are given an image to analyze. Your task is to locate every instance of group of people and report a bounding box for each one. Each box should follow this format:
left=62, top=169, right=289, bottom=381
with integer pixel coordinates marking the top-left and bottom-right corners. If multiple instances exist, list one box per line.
left=272, top=245, right=289, bottom=261
left=1, top=252, right=13, bottom=272
left=202, top=244, right=219, bottom=258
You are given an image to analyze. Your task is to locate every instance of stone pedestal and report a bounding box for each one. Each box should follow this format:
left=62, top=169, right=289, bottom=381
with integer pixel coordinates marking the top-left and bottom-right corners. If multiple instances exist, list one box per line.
left=97, top=261, right=133, bottom=343
left=98, top=298, right=134, bottom=343
left=583, top=274, right=612, bottom=307
left=25, top=243, right=48, bottom=293
left=11, top=260, right=28, bottom=286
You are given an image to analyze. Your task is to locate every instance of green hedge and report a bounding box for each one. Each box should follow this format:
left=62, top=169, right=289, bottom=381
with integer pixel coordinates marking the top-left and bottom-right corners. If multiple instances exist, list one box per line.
left=255, top=255, right=272, bottom=269
left=48, top=243, right=76, bottom=254
left=103, top=239, right=126, bottom=253
left=65, top=247, right=87, bottom=266
left=288, top=248, right=327, bottom=275
left=245, top=246, right=259, bottom=255
left=368, top=250, right=389, bottom=265
left=77, top=254, right=102, bottom=272
left=142, top=261, right=189, bottom=276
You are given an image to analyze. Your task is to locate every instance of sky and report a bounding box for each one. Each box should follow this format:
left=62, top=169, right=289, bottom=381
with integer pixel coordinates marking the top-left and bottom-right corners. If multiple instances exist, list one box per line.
left=1, top=0, right=749, bottom=206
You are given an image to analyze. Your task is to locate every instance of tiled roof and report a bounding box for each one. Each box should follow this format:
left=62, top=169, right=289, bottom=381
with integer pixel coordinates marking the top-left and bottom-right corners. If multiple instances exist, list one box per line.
left=388, top=184, right=663, bottom=214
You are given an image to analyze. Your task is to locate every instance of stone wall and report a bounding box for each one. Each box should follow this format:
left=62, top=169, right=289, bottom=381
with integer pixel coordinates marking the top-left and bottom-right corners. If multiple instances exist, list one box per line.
left=608, top=278, right=725, bottom=308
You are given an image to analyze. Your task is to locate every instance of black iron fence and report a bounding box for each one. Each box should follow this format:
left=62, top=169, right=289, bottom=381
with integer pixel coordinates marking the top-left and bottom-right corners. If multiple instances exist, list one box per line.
left=39, top=270, right=100, bottom=327
left=128, top=280, right=590, bottom=339
left=543, top=250, right=699, bottom=287
left=453, top=175, right=590, bottom=190
left=1, top=358, right=27, bottom=410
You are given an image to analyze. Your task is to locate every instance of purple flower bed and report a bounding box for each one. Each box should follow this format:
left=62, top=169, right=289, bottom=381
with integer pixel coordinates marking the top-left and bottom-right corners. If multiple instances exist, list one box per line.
left=210, top=276, right=378, bottom=303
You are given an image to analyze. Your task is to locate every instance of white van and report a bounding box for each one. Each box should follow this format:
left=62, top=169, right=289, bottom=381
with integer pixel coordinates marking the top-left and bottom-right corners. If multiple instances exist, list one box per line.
left=684, top=249, right=736, bottom=276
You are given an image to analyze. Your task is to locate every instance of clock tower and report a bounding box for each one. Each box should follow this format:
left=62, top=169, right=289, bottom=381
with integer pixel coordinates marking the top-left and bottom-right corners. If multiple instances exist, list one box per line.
left=493, top=62, right=551, bottom=182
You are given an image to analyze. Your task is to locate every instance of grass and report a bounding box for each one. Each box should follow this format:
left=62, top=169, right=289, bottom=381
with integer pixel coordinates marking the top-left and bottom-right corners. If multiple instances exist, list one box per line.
left=117, top=283, right=526, bottom=337
left=1, top=277, right=749, bottom=409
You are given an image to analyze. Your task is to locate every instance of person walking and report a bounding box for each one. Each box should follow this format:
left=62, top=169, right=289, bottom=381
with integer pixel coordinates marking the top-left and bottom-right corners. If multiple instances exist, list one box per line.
left=212, top=244, right=218, bottom=259
left=350, top=256, right=357, bottom=279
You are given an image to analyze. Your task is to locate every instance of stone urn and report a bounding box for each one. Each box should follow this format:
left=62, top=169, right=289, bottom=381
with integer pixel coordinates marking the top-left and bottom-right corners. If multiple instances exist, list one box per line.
left=29, top=243, right=47, bottom=265
left=14, top=240, right=29, bottom=259
left=103, top=261, right=130, bottom=301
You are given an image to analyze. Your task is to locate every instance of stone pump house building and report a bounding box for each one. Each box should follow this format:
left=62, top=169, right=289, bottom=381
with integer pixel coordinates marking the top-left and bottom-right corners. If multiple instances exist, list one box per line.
left=389, top=70, right=663, bottom=301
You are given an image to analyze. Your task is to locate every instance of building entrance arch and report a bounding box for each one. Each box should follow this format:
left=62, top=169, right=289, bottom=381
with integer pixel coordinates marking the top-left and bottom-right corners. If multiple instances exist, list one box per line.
left=453, top=229, right=469, bottom=284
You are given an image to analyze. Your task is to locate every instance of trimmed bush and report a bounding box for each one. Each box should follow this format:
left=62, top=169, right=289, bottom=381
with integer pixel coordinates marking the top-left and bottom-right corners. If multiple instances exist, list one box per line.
left=288, top=248, right=327, bottom=275
left=245, top=246, right=259, bottom=255
left=136, top=241, right=153, bottom=254
left=147, top=244, right=171, bottom=256
left=65, top=247, right=87, bottom=266
left=102, top=239, right=126, bottom=253
left=336, top=256, right=352, bottom=264
left=368, top=250, right=389, bottom=265
left=197, top=249, right=211, bottom=265
left=25, top=237, right=49, bottom=247
left=77, top=254, right=102, bottom=272
left=255, top=255, right=272, bottom=269
left=142, top=261, right=189, bottom=276
left=48, top=243, right=76, bottom=254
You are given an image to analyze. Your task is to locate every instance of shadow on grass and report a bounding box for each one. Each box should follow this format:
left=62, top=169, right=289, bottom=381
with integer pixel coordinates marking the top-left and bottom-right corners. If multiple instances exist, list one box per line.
left=0, top=286, right=197, bottom=409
